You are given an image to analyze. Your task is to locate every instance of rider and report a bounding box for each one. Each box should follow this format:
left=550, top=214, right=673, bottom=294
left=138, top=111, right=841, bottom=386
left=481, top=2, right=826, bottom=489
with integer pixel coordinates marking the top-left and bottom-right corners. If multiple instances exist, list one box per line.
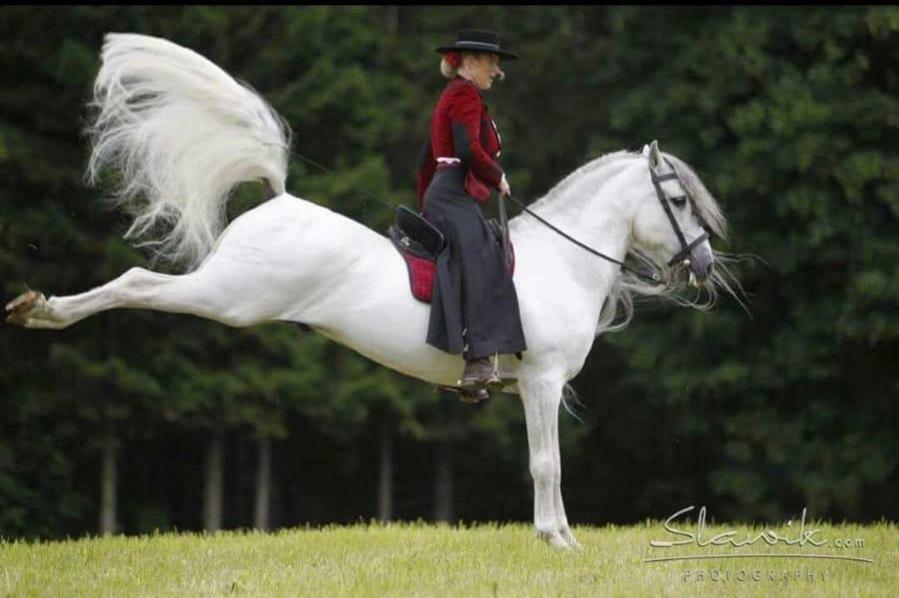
left=417, top=30, right=527, bottom=400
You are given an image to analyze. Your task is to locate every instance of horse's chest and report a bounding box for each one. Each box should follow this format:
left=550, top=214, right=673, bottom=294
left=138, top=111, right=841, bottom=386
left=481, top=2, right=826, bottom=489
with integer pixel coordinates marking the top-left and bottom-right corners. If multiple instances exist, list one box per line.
left=521, top=289, right=594, bottom=354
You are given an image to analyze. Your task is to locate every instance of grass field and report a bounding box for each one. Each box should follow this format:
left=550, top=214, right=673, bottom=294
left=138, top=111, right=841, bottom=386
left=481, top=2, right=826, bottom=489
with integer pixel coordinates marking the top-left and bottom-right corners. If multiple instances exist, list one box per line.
left=1, top=520, right=896, bottom=597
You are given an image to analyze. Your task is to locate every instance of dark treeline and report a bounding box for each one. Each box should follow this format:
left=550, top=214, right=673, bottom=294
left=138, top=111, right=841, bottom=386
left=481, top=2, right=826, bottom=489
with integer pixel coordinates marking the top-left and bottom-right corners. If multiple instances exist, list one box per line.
left=1, top=7, right=896, bottom=539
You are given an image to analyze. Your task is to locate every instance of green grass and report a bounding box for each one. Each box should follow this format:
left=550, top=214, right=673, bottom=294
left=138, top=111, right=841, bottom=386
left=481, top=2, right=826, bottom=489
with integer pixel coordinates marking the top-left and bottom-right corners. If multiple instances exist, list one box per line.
left=1, top=521, right=896, bottom=597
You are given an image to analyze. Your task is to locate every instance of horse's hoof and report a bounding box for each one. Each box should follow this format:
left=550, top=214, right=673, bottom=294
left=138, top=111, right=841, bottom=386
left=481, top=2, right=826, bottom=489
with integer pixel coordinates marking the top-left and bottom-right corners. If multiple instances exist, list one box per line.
left=5, top=289, right=45, bottom=326
left=5, top=289, right=41, bottom=311
left=560, top=528, right=583, bottom=550
left=536, top=529, right=573, bottom=550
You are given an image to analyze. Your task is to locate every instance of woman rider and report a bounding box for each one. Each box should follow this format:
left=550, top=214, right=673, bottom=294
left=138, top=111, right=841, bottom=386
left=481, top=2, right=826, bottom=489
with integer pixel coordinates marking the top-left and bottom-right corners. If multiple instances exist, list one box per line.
left=416, top=30, right=527, bottom=401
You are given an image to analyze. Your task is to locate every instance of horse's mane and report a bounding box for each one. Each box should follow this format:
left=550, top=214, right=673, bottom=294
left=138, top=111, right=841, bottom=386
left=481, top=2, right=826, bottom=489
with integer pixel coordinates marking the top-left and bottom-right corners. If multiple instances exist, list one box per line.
left=522, top=150, right=635, bottom=214
left=517, top=149, right=727, bottom=240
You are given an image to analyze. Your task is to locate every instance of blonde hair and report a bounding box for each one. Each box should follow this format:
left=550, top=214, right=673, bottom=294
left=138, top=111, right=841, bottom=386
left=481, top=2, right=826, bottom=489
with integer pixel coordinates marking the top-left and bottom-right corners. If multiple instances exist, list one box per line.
left=440, top=51, right=504, bottom=80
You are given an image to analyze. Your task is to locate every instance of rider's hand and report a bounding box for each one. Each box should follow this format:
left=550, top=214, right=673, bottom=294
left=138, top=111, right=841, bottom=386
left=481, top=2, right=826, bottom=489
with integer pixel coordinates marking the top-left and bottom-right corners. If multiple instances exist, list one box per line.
left=499, top=174, right=511, bottom=197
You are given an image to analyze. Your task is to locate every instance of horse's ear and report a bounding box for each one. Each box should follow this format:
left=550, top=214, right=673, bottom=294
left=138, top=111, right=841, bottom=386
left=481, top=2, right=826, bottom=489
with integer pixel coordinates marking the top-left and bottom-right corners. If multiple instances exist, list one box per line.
left=648, top=140, right=661, bottom=169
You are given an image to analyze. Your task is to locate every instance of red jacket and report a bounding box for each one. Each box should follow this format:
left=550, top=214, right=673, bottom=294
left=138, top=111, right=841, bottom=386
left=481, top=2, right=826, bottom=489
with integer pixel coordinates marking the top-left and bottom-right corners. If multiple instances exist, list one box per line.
left=417, top=76, right=504, bottom=212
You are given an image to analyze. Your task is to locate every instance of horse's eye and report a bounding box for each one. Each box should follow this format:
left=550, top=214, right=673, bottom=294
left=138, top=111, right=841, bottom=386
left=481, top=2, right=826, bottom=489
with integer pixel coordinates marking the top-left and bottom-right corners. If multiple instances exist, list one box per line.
left=670, top=196, right=687, bottom=208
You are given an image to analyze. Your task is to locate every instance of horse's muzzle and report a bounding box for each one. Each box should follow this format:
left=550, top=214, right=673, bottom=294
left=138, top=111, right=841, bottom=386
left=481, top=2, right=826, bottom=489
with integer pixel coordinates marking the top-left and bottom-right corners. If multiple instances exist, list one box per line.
left=686, top=246, right=714, bottom=287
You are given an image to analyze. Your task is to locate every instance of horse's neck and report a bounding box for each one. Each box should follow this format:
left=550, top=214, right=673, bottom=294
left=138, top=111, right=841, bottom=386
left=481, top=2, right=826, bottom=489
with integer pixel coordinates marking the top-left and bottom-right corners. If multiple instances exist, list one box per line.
left=512, top=157, right=638, bottom=292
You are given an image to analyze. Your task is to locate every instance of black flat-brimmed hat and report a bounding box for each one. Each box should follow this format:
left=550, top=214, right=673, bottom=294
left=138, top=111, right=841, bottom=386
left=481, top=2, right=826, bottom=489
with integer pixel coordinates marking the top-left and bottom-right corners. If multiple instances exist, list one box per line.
left=435, top=29, right=519, bottom=60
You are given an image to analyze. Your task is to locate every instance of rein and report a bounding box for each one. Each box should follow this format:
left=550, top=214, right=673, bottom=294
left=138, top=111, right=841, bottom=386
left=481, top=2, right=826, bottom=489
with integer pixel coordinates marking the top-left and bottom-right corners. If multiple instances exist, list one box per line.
left=504, top=193, right=661, bottom=284
left=507, top=157, right=708, bottom=285
left=288, top=148, right=705, bottom=287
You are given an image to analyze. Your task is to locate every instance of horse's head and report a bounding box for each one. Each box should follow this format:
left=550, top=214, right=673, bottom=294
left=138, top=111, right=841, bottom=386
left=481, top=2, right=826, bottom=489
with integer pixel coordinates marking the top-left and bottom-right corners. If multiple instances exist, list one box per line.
left=630, top=140, right=725, bottom=288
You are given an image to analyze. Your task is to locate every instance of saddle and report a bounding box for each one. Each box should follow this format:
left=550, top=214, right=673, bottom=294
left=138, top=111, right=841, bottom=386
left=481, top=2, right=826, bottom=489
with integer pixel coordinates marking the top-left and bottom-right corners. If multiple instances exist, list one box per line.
left=387, top=206, right=514, bottom=303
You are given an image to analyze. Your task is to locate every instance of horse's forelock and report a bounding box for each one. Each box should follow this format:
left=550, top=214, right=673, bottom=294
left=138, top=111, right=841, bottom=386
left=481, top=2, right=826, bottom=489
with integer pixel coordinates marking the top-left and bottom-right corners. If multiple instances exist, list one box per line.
left=664, top=153, right=728, bottom=241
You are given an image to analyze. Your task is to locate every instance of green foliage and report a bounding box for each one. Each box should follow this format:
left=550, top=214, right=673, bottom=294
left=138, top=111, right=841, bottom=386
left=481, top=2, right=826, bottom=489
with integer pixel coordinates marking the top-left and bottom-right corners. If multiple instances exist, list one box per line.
left=0, top=7, right=895, bottom=538
left=570, top=5, right=898, bottom=522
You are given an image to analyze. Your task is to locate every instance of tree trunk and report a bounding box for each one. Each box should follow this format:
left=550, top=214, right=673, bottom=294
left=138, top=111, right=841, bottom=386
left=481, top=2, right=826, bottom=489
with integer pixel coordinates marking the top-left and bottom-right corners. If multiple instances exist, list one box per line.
left=100, top=315, right=118, bottom=537
left=377, top=420, right=393, bottom=522
left=203, top=427, right=224, bottom=532
left=254, top=435, right=272, bottom=531
left=434, top=437, right=453, bottom=523
left=270, top=452, right=282, bottom=530
left=99, top=434, right=118, bottom=536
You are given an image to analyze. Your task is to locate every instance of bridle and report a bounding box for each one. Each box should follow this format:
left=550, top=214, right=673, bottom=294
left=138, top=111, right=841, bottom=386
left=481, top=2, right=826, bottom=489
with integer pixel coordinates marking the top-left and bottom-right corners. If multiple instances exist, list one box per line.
left=649, top=157, right=709, bottom=268
left=505, top=155, right=710, bottom=284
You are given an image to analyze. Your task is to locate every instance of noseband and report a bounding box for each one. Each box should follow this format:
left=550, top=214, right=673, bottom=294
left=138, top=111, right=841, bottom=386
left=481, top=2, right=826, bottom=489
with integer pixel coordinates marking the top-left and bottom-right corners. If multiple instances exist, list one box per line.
left=650, top=157, right=709, bottom=267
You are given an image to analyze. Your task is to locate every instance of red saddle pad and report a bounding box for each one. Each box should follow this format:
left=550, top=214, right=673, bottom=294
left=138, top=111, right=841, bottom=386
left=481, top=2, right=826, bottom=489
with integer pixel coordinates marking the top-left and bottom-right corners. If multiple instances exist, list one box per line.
left=393, top=240, right=515, bottom=303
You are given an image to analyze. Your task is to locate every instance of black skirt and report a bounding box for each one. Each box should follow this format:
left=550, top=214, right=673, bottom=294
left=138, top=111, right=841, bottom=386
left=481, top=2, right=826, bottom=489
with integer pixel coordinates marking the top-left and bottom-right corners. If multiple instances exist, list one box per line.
left=422, top=167, right=527, bottom=359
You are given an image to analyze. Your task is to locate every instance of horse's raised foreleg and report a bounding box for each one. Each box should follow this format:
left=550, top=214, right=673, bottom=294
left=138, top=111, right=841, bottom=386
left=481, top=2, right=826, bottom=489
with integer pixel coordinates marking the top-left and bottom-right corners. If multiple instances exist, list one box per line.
left=519, top=370, right=579, bottom=550
left=5, top=264, right=278, bottom=329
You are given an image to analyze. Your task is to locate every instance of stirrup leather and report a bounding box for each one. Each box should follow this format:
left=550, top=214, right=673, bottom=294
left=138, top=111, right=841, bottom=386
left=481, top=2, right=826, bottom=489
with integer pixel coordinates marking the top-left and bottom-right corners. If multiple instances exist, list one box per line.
left=484, top=353, right=503, bottom=391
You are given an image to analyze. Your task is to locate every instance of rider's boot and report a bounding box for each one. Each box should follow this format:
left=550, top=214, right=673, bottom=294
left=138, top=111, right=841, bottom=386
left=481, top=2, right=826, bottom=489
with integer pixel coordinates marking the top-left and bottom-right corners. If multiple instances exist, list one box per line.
left=459, top=353, right=517, bottom=395
left=458, top=356, right=493, bottom=394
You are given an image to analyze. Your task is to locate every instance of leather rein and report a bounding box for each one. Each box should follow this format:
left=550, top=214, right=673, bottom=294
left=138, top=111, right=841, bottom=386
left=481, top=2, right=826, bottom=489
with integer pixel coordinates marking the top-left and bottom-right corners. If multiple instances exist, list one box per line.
left=503, top=157, right=708, bottom=285
left=288, top=148, right=708, bottom=286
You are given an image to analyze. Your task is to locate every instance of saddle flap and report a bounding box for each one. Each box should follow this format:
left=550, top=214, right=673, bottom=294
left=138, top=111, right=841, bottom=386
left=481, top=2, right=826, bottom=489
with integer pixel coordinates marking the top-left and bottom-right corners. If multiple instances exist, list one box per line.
left=387, top=206, right=514, bottom=305
left=388, top=223, right=436, bottom=303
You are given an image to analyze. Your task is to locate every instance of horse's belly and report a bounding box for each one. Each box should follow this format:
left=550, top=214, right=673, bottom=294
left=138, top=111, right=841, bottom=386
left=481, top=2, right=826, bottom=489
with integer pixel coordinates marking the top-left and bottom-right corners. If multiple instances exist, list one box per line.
left=301, top=282, right=466, bottom=387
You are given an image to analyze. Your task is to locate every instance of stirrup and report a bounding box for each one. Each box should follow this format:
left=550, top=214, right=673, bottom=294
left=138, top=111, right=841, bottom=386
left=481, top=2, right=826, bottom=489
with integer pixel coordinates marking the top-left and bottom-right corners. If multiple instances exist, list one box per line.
left=436, top=384, right=489, bottom=404
left=459, top=387, right=489, bottom=404
left=457, top=356, right=491, bottom=393
left=485, top=352, right=517, bottom=392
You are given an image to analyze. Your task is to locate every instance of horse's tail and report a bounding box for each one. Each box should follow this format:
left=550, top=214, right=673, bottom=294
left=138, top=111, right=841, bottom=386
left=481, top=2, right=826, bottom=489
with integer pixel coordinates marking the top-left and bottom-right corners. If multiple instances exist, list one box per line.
left=86, top=33, right=291, bottom=269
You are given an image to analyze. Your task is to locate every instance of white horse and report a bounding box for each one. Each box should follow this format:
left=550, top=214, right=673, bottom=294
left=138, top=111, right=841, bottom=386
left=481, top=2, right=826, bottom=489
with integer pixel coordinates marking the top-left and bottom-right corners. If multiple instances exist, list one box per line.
left=5, top=34, right=738, bottom=549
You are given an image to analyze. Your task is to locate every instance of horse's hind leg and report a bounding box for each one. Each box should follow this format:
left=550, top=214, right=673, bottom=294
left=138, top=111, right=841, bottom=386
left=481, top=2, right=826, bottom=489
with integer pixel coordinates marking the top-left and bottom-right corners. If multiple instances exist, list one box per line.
left=6, top=264, right=273, bottom=329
